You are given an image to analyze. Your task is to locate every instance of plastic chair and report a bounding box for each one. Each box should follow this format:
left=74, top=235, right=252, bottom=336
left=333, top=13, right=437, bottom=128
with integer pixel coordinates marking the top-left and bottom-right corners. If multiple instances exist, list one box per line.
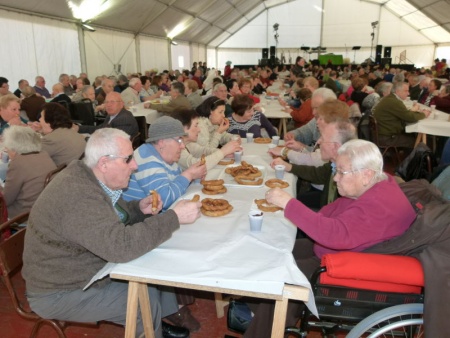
left=0, top=212, right=98, bottom=338
left=44, top=164, right=67, bottom=188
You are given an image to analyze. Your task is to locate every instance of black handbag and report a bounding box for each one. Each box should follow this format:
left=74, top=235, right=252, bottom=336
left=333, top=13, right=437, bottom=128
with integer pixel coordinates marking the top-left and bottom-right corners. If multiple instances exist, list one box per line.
left=227, top=298, right=253, bottom=333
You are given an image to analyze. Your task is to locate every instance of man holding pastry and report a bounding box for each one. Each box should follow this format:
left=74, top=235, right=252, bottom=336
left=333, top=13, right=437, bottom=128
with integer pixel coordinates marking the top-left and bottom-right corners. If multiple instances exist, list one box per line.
left=23, top=128, right=201, bottom=338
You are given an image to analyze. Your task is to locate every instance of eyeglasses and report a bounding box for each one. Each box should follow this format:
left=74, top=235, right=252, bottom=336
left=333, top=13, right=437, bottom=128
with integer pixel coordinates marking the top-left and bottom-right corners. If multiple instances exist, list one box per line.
left=334, top=169, right=359, bottom=176
left=104, top=154, right=134, bottom=164
left=172, top=137, right=184, bottom=144
left=104, top=100, right=122, bottom=105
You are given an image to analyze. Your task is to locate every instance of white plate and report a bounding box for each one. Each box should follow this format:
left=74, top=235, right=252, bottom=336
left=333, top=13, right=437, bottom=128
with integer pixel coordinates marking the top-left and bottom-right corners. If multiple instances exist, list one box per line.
left=218, top=164, right=266, bottom=188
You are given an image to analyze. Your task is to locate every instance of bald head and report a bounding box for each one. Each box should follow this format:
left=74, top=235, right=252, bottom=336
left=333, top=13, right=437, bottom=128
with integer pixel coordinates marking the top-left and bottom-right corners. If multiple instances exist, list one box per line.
left=52, top=83, right=64, bottom=97
left=104, top=92, right=124, bottom=116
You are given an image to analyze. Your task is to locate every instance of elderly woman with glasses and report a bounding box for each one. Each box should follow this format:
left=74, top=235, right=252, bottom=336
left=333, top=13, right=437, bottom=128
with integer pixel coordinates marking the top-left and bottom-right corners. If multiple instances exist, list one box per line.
left=228, top=94, right=278, bottom=138
left=0, top=125, right=56, bottom=218
left=195, top=96, right=236, bottom=148
left=244, top=139, right=416, bottom=337
left=123, top=116, right=206, bottom=211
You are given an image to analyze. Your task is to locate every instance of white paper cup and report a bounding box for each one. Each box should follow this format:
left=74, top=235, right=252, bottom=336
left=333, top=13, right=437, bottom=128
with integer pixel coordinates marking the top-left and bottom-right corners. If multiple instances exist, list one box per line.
left=234, top=151, right=242, bottom=163
left=275, top=164, right=285, bottom=179
left=249, top=211, right=263, bottom=232
left=268, top=144, right=277, bottom=150
left=232, top=134, right=240, bottom=141
left=272, top=136, right=280, bottom=145
left=246, top=133, right=254, bottom=143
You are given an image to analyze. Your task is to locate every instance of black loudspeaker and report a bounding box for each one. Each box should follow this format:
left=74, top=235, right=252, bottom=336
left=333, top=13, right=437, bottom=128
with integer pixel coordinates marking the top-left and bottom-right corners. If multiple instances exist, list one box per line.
left=384, top=46, right=392, bottom=58
left=381, top=57, right=392, bottom=66
left=375, top=45, right=382, bottom=64
left=270, top=46, right=276, bottom=57
left=262, top=48, right=269, bottom=59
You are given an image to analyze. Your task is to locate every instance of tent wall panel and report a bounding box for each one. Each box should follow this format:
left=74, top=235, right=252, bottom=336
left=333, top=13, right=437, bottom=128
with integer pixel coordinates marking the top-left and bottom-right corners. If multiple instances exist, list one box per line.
left=140, top=36, right=169, bottom=74
left=0, top=9, right=80, bottom=91
left=84, top=28, right=137, bottom=78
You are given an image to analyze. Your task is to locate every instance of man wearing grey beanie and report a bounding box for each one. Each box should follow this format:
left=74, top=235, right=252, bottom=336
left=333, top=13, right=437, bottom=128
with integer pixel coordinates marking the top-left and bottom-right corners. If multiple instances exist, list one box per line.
left=123, top=116, right=206, bottom=211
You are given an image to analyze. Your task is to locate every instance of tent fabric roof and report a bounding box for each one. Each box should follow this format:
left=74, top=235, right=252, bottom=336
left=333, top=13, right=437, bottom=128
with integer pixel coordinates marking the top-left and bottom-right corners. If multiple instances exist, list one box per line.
left=0, top=0, right=449, bottom=47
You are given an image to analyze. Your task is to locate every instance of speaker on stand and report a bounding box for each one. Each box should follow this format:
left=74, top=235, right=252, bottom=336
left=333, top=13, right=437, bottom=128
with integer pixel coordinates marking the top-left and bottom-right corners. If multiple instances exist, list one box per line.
left=375, top=45, right=382, bottom=64
left=262, top=48, right=269, bottom=59
left=270, top=46, right=276, bottom=57
left=384, top=47, right=392, bottom=58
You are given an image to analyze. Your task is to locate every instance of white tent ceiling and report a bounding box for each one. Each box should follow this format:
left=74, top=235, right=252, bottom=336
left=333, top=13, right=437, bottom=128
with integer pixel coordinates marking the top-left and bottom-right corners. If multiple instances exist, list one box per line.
left=0, top=0, right=449, bottom=47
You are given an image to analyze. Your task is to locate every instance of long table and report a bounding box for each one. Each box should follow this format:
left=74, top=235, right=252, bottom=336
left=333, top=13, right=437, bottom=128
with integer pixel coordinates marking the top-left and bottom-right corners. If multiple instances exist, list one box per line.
left=131, top=102, right=161, bottom=125
left=262, top=99, right=292, bottom=138
left=405, top=108, right=450, bottom=147
left=106, top=141, right=315, bottom=338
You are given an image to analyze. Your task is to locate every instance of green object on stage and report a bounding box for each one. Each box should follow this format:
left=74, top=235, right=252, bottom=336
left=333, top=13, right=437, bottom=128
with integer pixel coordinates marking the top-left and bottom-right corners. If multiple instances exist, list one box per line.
left=319, top=54, right=344, bottom=65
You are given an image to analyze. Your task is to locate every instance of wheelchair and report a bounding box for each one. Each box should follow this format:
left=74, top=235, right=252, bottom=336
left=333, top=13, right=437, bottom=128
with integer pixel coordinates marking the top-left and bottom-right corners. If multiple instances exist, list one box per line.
left=285, top=252, right=425, bottom=338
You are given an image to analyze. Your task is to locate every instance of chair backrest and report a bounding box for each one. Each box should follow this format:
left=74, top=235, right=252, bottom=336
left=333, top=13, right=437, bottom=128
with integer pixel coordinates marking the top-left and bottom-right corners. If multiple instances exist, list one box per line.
left=44, top=164, right=67, bottom=188
left=0, top=212, right=37, bottom=320
left=131, top=132, right=141, bottom=150
left=367, top=115, right=380, bottom=145
left=69, top=100, right=95, bottom=126
left=0, top=192, right=9, bottom=242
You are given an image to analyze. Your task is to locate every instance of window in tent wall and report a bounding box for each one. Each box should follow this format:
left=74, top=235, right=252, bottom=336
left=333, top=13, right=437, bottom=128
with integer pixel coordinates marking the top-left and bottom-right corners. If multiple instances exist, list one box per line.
left=171, top=43, right=190, bottom=73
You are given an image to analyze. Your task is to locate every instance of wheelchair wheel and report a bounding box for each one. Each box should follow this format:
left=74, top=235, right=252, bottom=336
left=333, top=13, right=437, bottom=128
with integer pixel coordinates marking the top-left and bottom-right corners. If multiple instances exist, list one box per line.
left=346, top=303, right=424, bottom=338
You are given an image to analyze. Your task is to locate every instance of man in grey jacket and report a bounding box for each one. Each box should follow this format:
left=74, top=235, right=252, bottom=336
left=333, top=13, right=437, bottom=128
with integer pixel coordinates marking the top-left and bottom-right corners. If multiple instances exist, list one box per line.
left=23, top=128, right=201, bottom=338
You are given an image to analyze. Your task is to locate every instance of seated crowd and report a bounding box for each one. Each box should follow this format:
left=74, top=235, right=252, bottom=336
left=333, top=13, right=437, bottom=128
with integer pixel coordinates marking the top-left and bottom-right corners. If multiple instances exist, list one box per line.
left=0, top=57, right=449, bottom=338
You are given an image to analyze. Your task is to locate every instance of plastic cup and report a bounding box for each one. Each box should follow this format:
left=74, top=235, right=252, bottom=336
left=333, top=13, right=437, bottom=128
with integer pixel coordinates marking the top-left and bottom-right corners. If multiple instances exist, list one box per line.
left=249, top=211, right=263, bottom=232
left=275, top=164, right=285, bottom=179
left=268, top=144, right=277, bottom=150
left=131, top=106, right=138, bottom=113
left=272, top=136, right=280, bottom=145
left=1, top=152, right=9, bottom=164
left=232, top=134, right=240, bottom=141
left=246, top=133, right=254, bottom=143
left=234, top=151, right=242, bottom=163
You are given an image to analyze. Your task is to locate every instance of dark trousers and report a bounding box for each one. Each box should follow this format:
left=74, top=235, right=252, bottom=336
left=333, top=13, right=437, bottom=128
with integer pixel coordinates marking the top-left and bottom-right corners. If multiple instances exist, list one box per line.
left=244, top=239, right=320, bottom=338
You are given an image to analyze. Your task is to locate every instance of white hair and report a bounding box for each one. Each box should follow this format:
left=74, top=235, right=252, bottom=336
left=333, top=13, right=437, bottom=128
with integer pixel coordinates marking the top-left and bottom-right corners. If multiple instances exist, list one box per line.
left=129, top=77, right=140, bottom=87
left=338, top=139, right=387, bottom=182
left=312, top=87, right=337, bottom=101
left=84, top=128, right=131, bottom=168
left=3, top=126, right=42, bottom=154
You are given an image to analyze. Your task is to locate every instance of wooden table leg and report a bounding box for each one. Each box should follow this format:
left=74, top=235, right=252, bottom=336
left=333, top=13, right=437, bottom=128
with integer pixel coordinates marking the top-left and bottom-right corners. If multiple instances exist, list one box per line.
left=414, top=133, right=427, bottom=147
left=214, top=292, right=227, bottom=318
left=138, top=283, right=155, bottom=338
left=277, top=119, right=283, bottom=136
left=125, top=282, right=155, bottom=338
left=271, top=296, right=289, bottom=338
left=281, top=118, right=287, bottom=138
left=125, top=281, right=139, bottom=338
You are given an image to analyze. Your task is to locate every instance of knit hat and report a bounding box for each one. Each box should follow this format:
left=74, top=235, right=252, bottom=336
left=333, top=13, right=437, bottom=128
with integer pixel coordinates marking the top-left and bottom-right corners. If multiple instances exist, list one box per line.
left=226, top=61, right=232, bottom=65
left=145, top=116, right=187, bottom=143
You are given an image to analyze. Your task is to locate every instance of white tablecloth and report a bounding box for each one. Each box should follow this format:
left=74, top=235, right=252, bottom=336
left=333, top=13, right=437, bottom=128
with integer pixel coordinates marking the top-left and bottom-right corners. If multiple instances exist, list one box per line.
left=131, top=102, right=161, bottom=124
left=405, top=111, right=450, bottom=137
left=96, top=141, right=316, bottom=316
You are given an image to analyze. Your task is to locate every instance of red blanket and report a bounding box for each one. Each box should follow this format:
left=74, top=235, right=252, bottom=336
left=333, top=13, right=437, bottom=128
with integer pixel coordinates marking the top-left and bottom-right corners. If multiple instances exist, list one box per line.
left=320, top=252, right=424, bottom=294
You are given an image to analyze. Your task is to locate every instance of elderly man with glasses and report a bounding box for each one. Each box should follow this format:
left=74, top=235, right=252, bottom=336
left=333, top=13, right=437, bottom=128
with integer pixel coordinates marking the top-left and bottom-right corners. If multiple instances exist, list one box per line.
left=23, top=128, right=201, bottom=338
left=76, top=91, right=139, bottom=137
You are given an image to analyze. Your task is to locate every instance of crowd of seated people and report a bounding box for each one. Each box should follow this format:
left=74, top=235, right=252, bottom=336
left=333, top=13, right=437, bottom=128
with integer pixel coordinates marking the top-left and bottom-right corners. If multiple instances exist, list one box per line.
left=1, top=57, right=450, bottom=338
